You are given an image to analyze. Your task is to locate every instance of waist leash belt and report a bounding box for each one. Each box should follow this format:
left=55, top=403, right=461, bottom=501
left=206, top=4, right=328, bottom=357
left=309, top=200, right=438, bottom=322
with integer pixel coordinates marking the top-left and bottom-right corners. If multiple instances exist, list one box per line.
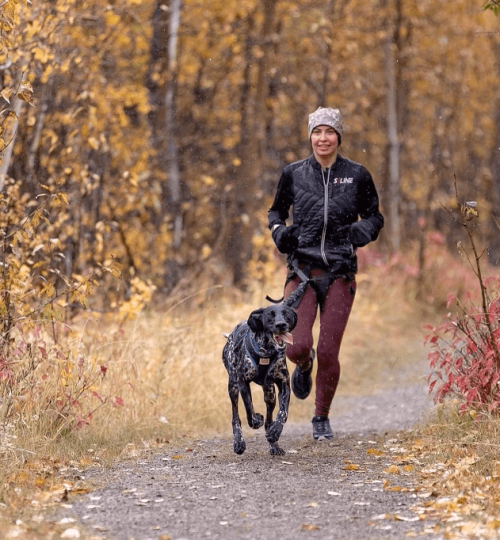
left=265, top=259, right=310, bottom=308
left=266, top=258, right=352, bottom=310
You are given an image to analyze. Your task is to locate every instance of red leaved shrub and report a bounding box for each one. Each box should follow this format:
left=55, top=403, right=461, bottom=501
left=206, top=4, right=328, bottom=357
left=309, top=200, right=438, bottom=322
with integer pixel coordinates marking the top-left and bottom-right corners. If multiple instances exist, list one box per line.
left=426, top=277, right=500, bottom=415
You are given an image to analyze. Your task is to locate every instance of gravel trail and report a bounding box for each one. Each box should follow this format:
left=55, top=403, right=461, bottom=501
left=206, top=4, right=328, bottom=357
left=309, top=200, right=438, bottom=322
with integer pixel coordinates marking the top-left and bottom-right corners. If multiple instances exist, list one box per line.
left=58, top=380, right=443, bottom=540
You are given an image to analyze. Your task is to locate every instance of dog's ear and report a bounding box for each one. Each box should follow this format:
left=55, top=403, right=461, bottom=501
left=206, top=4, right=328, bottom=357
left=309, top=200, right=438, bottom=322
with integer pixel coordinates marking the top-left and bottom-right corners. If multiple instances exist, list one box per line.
left=247, top=308, right=264, bottom=333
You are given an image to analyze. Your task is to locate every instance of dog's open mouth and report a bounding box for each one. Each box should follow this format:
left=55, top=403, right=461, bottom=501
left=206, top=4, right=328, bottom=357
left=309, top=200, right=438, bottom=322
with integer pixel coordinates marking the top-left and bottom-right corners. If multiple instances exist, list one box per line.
left=273, top=331, right=294, bottom=348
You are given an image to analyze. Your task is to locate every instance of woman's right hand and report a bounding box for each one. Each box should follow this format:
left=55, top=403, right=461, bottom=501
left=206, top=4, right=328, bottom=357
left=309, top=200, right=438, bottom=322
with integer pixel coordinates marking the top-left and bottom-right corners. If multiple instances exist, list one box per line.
left=272, top=224, right=300, bottom=254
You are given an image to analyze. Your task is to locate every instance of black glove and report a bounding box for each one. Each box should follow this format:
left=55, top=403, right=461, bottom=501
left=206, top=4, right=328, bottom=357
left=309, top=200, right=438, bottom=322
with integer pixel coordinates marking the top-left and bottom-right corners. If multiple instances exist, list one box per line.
left=272, top=224, right=300, bottom=254
left=348, top=220, right=374, bottom=248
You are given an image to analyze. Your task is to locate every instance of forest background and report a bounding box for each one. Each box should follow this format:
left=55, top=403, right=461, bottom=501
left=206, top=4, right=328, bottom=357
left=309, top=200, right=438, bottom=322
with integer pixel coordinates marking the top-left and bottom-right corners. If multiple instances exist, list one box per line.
left=2, top=0, right=500, bottom=300
left=0, top=0, right=500, bottom=520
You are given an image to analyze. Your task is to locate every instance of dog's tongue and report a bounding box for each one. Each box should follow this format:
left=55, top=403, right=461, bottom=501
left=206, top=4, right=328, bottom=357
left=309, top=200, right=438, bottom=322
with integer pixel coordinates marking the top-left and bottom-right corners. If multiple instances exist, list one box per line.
left=281, top=332, right=294, bottom=345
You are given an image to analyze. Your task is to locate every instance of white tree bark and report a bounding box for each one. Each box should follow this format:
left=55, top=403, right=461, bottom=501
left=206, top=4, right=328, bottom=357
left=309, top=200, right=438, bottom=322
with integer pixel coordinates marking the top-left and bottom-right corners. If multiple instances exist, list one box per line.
left=0, top=95, right=23, bottom=192
left=384, top=23, right=401, bottom=252
left=165, top=0, right=182, bottom=248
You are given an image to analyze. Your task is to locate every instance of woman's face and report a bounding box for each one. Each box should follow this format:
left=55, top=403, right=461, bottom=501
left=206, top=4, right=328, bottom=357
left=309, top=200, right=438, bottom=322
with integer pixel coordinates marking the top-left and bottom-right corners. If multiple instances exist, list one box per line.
left=310, top=125, right=339, bottom=161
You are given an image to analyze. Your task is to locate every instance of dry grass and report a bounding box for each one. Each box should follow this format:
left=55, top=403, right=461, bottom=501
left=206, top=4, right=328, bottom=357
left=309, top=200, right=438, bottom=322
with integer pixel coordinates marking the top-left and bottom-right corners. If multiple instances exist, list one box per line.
left=415, top=403, right=500, bottom=476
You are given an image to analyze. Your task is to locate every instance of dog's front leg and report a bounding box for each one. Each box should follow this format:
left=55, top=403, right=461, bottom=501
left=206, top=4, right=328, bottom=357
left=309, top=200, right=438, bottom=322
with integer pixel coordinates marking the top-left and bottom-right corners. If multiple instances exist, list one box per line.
left=263, top=383, right=277, bottom=431
left=228, top=380, right=246, bottom=454
left=263, top=383, right=284, bottom=456
left=239, top=381, right=264, bottom=429
left=265, top=372, right=290, bottom=455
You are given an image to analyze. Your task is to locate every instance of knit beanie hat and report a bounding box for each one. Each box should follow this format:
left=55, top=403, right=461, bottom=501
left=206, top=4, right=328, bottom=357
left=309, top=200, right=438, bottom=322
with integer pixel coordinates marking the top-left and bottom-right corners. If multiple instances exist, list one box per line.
left=308, top=107, right=344, bottom=141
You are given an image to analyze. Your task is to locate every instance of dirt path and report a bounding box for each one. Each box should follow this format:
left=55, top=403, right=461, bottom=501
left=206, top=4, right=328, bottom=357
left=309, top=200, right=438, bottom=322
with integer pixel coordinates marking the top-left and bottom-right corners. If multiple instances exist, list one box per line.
left=57, top=378, right=443, bottom=540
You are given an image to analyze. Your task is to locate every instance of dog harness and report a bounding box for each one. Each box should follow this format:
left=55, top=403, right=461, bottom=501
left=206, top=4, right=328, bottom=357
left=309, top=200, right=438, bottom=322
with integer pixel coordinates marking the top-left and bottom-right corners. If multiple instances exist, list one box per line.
left=244, top=330, right=280, bottom=368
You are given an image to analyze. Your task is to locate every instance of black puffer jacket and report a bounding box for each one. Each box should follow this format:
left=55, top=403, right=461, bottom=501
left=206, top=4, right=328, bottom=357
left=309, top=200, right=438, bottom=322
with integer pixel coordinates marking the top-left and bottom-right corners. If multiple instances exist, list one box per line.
left=268, top=154, right=384, bottom=275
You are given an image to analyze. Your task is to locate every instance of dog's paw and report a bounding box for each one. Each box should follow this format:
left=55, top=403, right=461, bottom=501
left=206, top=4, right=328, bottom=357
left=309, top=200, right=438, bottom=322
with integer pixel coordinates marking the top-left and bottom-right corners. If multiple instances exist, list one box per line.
left=249, top=413, right=264, bottom=429
left=266, top=420, right=283, bottom=443
left=269, top=443, right=285, bottom=456
left=234, top=439, right=246, bottom=455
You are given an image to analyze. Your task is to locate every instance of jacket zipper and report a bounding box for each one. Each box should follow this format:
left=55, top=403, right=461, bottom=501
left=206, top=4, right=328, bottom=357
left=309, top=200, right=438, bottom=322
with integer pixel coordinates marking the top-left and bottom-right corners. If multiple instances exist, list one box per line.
left=320, top=167, right=331, bottom=266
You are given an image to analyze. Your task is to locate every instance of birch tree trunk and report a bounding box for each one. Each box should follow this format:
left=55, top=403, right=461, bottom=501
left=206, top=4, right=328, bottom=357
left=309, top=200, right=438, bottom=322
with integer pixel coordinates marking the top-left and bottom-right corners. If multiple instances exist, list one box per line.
left=146, top=0, right=182, bottom=246
left=0, top=94, right=23, bottom=192
left=145, top=0, right=185, bottom=288
left=383, top=0, right=401, bottom=252
left=165, top=0, right=182, bottom=249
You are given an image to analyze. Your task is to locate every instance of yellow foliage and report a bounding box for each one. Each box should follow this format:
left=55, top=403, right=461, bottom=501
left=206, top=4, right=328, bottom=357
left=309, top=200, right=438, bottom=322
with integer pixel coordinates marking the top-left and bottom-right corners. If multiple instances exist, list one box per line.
left=118, top=277, right=157, bottom=320
left=104, top=11, right=121, bottom=27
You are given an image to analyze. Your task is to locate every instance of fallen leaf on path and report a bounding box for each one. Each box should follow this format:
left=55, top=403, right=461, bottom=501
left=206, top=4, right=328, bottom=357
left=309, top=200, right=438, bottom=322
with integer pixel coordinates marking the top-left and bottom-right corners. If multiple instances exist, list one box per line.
left=344, top=464, right=360, bottom=471
left=71, top=488, right=91, bottom=495
left=301, top=524, right=319, bottom=531
left=367, top=448, right=384, bottom=456
left=384, top=465, right=400, bottom=474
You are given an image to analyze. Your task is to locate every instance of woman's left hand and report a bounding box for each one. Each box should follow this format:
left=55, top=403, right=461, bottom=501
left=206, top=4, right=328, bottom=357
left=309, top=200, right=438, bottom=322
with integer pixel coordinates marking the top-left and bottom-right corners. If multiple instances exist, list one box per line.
left=348, top=221, right=375, bottom=248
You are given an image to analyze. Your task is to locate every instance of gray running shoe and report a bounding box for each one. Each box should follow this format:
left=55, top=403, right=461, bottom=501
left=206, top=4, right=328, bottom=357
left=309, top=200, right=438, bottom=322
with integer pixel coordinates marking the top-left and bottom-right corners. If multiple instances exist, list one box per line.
left=312, top=415, right=333, bottom=440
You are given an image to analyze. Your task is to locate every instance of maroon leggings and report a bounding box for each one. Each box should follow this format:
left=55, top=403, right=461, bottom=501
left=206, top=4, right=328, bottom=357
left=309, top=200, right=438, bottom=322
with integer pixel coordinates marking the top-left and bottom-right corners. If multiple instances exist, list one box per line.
left=284, top=271, right=356, bottom=417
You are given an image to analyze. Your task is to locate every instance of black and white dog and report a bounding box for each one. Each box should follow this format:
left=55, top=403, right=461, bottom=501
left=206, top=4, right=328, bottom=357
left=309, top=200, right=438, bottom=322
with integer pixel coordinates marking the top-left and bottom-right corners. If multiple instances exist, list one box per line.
left=222, top=282, right=307, bottom=455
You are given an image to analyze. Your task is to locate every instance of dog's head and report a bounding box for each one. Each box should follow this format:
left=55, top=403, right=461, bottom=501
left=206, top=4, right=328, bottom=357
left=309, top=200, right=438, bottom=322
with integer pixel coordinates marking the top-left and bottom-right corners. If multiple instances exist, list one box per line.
left=247, top=304, right=298, bottom=349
